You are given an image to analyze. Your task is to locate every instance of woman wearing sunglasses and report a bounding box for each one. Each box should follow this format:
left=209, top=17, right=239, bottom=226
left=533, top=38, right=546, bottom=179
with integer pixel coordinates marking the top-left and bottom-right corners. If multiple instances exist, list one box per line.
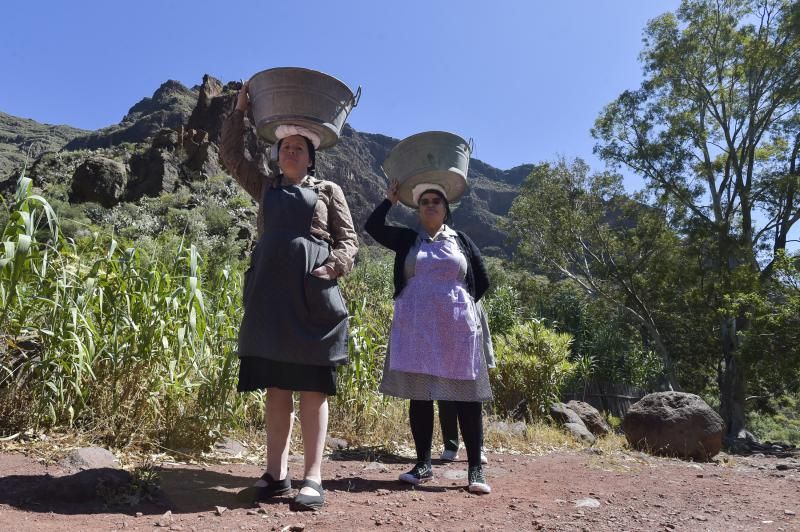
left=365, top=179, right=492, bottom=494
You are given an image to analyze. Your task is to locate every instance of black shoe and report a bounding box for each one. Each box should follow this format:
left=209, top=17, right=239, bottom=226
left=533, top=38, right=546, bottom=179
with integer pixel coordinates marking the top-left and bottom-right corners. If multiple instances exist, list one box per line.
left=467, top=465, right=491, bottom=494
left=237, top=471, right=291, bottom=502
left=291, top=478, right=324, bottom=512
left=398, top=462, right=433, bottom=486
left=256, top=471, right=292, bottom=499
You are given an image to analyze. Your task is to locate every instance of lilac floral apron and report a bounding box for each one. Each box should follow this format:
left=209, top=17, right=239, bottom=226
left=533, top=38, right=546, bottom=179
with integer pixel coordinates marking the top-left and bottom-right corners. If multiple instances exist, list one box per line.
left=389, top=238, right=481, bottom=380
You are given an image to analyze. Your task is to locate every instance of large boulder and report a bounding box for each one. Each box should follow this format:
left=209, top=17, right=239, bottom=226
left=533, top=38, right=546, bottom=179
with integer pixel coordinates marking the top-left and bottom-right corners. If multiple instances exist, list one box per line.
left=623, top=392, right=724, bottom=461
left=566, top=400, right=612, bottom=436
left=48, top=447, right=131, bottom=503
left=70, top=156, right=128, bottom=207
left=44, top=468, right=132, bottom=503
left=59, top=446, right=119, bottom=471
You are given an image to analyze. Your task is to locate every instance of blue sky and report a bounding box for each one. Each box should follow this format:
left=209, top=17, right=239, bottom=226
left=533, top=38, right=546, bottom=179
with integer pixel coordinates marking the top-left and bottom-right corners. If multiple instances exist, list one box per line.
left=1, top=0, right=681, bottom=186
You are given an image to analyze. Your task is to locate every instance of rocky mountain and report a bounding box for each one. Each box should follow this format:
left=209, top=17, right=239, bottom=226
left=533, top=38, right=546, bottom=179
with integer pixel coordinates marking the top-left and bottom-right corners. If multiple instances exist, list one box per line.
left=0, top=75, right=529, bottom=255
left=62, top=80, right=199, bottom=151
left=0, top=112, right=87, bottom=177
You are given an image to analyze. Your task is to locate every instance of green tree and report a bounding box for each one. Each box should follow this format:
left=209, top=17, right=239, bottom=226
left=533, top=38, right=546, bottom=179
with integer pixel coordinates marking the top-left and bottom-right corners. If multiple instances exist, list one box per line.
left=593, top=0, right=800, bottom=439
left=506, top=158, right=684, bottom=390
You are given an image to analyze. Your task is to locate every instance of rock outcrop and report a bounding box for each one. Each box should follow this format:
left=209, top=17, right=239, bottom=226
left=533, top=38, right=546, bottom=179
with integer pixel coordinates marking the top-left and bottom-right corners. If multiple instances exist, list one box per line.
left=186, top=75, right=237, bottom=144
left=0, top=111, right=87, bottom=180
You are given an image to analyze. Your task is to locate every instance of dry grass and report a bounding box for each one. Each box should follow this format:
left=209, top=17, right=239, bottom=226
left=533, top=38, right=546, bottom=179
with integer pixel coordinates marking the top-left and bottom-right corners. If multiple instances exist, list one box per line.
left=0, top=414, right=631, bottom=473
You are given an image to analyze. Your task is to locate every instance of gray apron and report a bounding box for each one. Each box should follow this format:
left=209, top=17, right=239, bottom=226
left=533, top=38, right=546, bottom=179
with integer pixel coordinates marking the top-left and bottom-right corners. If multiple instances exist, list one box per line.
left=238, top=183, right=349, bottom=366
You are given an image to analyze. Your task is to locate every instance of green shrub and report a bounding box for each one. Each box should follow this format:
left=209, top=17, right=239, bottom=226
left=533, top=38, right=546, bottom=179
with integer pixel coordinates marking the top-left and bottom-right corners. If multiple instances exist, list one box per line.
left=490, top=319, right=576, bottom=420
left=483, top=284, right=521, bottom=337
left=204, top=205, right=233, bottom=237
left=746, top=393, right=800, bottom=445
left=0, top=176, right=400, bottom=447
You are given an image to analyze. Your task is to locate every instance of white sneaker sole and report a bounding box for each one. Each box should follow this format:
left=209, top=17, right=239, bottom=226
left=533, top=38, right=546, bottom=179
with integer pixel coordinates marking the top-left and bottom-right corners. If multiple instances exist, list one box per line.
left=399, top=473, right=433, bottom=485
left=468, top=482, right=492, bottom=494
left=440, top=449, right=459, bottom=461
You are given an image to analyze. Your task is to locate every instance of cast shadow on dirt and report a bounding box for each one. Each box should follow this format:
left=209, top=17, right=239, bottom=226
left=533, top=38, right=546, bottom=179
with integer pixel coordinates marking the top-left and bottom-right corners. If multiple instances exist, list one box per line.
left=0, top=448, right=454, bottom=516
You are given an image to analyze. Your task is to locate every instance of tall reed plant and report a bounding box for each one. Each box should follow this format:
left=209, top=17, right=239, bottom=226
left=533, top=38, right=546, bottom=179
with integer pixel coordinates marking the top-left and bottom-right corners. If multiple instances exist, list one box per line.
left=0, top=176, right=255, bottom=447
left=0, top=177, right=404, bottom=448
left=333, top=250, right=395, bottom=438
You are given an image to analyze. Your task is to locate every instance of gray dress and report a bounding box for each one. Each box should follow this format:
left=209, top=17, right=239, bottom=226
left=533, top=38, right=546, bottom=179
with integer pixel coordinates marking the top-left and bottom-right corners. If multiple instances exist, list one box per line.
left=379, top=227, right=493, bottom=402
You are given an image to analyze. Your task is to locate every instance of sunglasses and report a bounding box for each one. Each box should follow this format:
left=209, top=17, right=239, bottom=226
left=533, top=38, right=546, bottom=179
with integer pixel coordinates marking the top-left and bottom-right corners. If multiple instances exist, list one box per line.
left=419, top=197, right=444, bottom=207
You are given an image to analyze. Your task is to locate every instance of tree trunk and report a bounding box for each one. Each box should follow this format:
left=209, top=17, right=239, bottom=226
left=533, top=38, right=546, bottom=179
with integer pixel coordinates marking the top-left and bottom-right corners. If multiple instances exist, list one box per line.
left=718, top=317, right=747, bottom=440
left=640, top=319, right=679, bottom=391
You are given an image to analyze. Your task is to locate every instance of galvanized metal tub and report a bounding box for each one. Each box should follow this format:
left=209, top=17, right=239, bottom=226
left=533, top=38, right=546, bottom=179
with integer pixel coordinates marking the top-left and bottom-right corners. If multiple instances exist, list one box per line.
left=383, top=131, right=472, bottom=207
left=248, top=67, right=360, bottom=150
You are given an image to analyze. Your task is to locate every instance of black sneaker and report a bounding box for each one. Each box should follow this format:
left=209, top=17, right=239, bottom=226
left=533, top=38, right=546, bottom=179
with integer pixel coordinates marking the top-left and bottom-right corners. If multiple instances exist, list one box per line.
left=467, top=466, right=491, bottom=494
left=398, top=462, right=433, bottom=485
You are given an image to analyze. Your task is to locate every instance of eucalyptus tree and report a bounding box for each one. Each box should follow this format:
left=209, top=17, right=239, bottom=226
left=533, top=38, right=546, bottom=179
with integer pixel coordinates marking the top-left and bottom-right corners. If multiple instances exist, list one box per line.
left=592, top=0, right=800, bottom=439
left=506, top=158, right=685, bottom=391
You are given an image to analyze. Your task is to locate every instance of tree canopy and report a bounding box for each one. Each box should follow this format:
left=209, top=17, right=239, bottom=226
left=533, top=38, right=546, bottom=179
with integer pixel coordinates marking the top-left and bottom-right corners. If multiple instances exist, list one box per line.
left=509, top=0, right=800, bottom=441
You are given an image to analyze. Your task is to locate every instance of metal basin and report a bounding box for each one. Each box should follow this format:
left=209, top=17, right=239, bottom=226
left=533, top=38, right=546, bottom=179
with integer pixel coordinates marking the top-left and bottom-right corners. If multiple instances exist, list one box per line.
left=383, top=131, right=471, bottom=207
left=249, top=67, right=360, bottom=150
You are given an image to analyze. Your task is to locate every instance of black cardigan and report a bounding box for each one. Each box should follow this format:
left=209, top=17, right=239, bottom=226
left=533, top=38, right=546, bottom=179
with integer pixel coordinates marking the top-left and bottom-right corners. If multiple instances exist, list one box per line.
left=364, top=199, right=489, bottom=301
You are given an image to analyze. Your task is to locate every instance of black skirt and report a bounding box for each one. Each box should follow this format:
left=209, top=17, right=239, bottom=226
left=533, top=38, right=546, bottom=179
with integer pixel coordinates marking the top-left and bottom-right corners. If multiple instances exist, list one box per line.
left=237, top=357, right=338, bottom=396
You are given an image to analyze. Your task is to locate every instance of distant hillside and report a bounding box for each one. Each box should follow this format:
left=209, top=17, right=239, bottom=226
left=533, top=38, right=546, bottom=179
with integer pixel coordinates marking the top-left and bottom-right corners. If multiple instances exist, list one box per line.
left=0, top=112, right=87, bottom=178
left=0, top=75, right=530, bottom=255
left=63, top=80, right=199, bottom=151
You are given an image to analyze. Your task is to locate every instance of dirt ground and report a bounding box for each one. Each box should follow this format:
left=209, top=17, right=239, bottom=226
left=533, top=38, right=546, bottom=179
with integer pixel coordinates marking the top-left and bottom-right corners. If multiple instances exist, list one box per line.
left=0, top=446, right=798, bottom=532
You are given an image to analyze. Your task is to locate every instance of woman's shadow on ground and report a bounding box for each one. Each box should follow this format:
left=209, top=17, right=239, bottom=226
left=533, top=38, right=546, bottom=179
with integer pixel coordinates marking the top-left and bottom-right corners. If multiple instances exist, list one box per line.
left=0, top=446, right=456, bottom=516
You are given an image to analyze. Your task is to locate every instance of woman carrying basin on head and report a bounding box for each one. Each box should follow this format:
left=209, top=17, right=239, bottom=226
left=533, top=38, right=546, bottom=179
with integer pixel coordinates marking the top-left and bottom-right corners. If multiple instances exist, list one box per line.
left=221, top=79, right=358, bottom=512
left=365, top=172, right=493, bottom=494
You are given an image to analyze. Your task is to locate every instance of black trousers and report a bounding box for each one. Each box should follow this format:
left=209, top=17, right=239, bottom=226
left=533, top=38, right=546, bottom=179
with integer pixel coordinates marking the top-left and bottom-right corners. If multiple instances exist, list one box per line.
left=438, top=400, right=461, bottom=452
left=439, top=400, right=487, bottom=452
left=409, top=400, right=483, bottom=468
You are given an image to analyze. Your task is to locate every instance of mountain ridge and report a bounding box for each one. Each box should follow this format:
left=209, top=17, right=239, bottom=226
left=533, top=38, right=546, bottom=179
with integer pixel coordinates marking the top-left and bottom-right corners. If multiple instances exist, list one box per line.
left=0, top=76, right=529, bottom=255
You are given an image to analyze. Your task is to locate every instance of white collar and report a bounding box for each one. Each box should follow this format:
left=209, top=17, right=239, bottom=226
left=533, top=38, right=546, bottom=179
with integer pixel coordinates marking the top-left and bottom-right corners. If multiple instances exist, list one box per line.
left=418, top=224, right=457, bottom=242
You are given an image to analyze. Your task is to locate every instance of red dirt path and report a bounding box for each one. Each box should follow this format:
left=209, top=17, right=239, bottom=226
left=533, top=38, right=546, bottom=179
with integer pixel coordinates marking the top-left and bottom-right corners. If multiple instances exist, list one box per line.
left=0, top=448, right=798, bottom=531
